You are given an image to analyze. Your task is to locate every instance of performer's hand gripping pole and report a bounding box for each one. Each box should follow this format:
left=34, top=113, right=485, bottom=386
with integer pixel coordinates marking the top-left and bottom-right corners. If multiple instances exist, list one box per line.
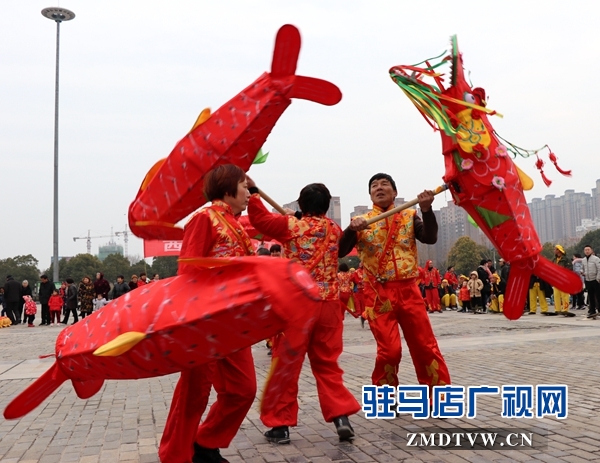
left=365, top=184, right=448, bottom=226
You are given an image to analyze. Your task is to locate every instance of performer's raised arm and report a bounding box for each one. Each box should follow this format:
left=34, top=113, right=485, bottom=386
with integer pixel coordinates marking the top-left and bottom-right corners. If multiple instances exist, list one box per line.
left=246, top=176, right=293, bottom=243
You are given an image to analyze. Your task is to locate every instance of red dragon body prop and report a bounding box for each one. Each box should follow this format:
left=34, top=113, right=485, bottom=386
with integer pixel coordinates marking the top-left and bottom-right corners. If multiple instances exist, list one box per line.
left=129, top=24, right=342, bottom=241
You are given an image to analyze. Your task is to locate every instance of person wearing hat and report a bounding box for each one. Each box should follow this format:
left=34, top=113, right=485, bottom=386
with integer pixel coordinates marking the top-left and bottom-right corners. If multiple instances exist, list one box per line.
left=438, top=279, right=457, bottom=310
left=553, top=245, right=575, bottom=317
left=489, top=273, right=506, bottom=313
left=467, top=271, right=484, bottom=314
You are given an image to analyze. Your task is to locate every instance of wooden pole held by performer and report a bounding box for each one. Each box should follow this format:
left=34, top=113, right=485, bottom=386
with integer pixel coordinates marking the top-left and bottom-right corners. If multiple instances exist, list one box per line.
left=364, top=184, right=448, bottom=226
left=258, top=188, right=287, bottom=215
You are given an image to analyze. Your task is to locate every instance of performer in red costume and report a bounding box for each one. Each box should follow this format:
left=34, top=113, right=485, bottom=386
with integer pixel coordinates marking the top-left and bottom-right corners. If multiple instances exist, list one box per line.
left=339, top=173, right=451, bottom=389
left=159, top=164, right=255, bottom=463
left=246, top=178, right=360, bottom=444
left=422, top=260, right=442, bottom=313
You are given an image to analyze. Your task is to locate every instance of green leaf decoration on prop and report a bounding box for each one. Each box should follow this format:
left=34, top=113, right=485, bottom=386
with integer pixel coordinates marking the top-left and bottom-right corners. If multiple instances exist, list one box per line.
left=474, top=207, right=511, bottom=229
left=252, top=149, right=269, bottom=165
left=467, top=215, right=478, bottom=228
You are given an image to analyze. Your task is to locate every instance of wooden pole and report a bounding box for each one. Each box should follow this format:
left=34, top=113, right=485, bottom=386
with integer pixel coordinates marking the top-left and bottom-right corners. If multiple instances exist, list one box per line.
left=364, top=184, right=448, bottom=226
left=257, top=188, right=287, bottom=215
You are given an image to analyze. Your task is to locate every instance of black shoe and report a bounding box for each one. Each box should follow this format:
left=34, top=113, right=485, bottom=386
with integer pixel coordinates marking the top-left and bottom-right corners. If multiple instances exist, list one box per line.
left=267, top=349, right=272, bottom=356
left=332, top=415, right=355, bottom=441
left=586, top=312, right=598, bottom=319
left=564, top=312, right=576, bottom=317
left=264, top=426, right=290, bottom=444
left=192, top=443, right=229, bottom=463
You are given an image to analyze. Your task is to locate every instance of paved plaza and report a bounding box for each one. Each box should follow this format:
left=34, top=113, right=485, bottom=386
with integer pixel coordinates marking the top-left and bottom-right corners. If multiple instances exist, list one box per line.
left=1, top=307, right=599, bottom=463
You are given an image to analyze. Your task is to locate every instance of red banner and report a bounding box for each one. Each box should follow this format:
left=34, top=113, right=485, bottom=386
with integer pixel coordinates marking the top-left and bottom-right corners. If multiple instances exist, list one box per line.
left=143, top=239, right=282, bottom=258
left=144, top=240, right=182, bottom=258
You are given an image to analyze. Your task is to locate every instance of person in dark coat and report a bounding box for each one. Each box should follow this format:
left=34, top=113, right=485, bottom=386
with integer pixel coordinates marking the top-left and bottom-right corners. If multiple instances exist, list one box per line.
left=3, top=276, right=22, bottom=324
left=61, top=278, right=79, bottom=324
left=111, top=275, right=130, bottom=299
left=38, top=275, right=55, bottom=326
left=94, top=272, right=111, bottom=299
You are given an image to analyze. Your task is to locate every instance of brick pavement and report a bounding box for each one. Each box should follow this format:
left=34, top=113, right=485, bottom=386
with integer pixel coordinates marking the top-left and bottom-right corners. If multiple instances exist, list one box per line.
left=0, top=308, right=599, bottom=462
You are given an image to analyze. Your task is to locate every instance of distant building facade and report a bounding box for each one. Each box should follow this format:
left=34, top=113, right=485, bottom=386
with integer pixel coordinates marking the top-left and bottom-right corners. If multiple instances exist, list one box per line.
left=529, top=179, right=600, bottom=245
left=98, top=242, right=124, bottom=261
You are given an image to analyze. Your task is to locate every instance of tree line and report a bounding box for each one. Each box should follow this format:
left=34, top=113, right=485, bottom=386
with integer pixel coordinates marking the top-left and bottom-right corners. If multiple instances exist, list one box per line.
left=3, top=228, right=600, bottom=288
left=445, top=228, right=600, bottom=277
left=0, top=254, right=179, bottom=287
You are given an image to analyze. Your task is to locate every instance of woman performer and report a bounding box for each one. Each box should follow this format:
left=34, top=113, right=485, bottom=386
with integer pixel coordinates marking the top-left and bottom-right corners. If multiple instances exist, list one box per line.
left=159, top=164, right=255, bottom=463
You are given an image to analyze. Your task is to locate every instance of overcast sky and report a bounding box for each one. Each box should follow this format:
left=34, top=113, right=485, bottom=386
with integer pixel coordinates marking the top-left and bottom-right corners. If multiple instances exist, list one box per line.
left=1, top=0, right=598, bottom=270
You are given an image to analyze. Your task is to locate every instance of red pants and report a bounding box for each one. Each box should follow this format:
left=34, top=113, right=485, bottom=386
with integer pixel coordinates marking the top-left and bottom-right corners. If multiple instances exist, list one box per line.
left=50, top=310, right=61, bottom=324
left=261, top=300, right=360, bottom=427
left=159, top=347, right=256, bottom=463
left=364, top=279, right=450, bottom=388
left=425, top=287, right=441, bottom=312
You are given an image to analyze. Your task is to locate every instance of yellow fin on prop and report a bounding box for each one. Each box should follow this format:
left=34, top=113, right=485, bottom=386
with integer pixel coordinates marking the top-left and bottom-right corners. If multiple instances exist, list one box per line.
left=140, top=159, right=166, bottom=191
left=515, top=165, right=534, bottom=191
left=188, top=108, right=211, bottom=134
left=93, top=332, right=146, bottom=357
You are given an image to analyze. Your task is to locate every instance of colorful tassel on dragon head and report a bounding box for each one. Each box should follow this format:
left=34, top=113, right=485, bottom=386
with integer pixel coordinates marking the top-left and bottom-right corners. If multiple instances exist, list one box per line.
left=389, top=36, right=580, bottom=320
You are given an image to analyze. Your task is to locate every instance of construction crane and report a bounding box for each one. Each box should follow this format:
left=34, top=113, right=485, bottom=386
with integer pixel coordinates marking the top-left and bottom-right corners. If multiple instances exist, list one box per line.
left=73, top=228, right=129, bottom=256
left=114, top=229, right=129, bottom=257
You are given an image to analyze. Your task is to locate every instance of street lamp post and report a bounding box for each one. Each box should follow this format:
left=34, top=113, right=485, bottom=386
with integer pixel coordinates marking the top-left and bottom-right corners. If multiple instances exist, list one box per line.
left=41, top=7, right=75, bottom=283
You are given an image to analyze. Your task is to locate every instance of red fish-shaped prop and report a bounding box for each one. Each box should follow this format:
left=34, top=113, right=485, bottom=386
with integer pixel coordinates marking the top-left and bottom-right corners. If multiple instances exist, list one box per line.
left=3, top=257, right=320, bottom=419
left=389, top=36, right=581, bottom=320
left=129, top=24, right=342, bottom=240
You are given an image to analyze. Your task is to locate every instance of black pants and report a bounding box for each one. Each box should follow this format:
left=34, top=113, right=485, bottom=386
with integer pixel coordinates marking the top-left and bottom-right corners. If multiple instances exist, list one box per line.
left=5, top=301, right=20, bottom=324
left=584, top=280, right=599, bottom=314
left=26, top=314, right=35, bottom=325
left=62, top=307, right=79, bottom=324
left=574, top=290, right=585, bottom=308
left=40, top=303, right=50, bottom=325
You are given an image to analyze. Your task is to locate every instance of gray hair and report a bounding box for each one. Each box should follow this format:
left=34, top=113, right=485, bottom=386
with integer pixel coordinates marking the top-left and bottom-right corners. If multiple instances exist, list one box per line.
left=22, top=280, right=28, bottom=285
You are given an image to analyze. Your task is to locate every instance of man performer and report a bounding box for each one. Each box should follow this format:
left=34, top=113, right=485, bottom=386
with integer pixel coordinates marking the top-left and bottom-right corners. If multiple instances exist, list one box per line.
left=422, top=260, right=442, bottom=312
left=247, top=179, right=360, bottom=444
left=339, top=173, right=451, bottom=390
left=553, top=244, right=575, bottom=317
left=581, top=244, right=600, bottom=319
left=159, top=165, right=256, bottom=463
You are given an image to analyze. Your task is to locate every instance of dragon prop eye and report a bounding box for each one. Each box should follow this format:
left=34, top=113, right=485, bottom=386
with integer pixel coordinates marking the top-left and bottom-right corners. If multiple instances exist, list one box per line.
left=464, top=92, right=476, bottom=104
